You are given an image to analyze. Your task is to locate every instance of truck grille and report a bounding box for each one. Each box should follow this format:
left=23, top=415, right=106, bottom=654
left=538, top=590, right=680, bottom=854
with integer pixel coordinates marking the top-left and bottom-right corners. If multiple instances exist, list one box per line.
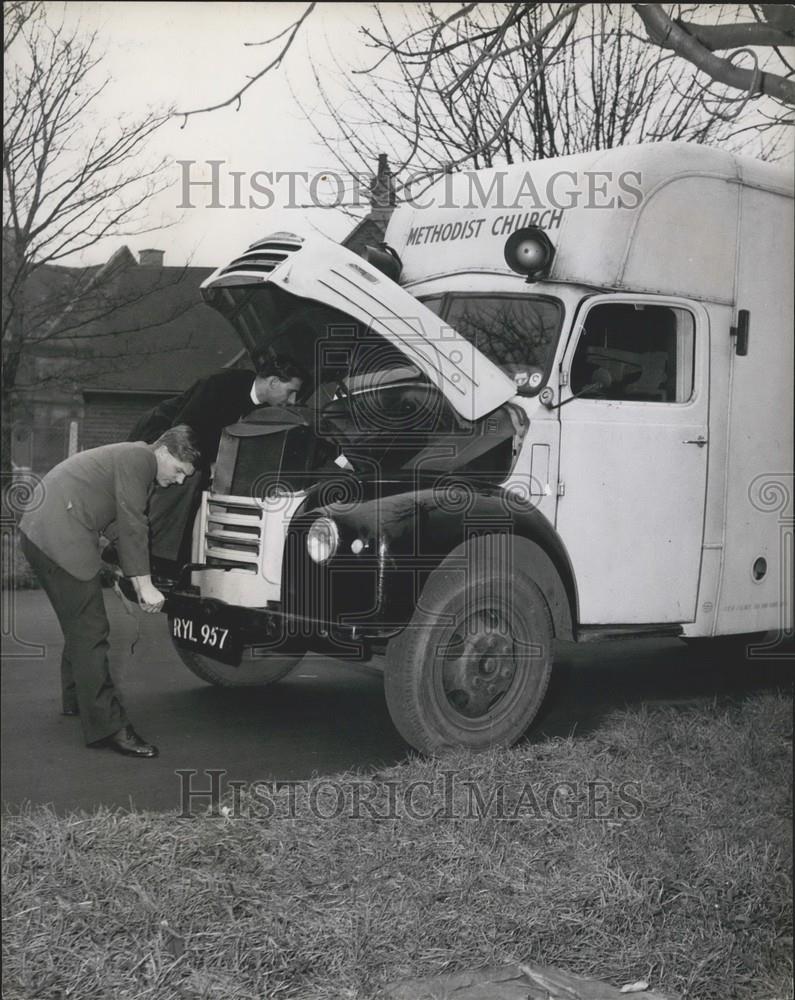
left=194, top=488, right=307, bottom=606
left=204, top=498, right=263, bottom=573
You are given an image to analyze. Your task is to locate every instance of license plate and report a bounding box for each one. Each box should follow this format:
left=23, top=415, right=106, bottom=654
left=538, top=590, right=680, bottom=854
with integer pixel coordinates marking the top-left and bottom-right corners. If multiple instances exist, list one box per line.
left=169, top=613, right=243, bottom=666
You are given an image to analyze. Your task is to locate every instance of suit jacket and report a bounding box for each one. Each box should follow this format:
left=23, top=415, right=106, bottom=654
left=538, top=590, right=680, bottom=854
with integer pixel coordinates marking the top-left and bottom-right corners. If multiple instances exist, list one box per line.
left=128, top=369, right=260, bottom=462
left=19, top=442, right=156, bottom=581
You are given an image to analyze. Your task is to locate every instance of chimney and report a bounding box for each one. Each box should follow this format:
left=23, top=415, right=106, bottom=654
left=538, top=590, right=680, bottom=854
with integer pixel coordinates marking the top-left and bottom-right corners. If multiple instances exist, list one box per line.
left=369, top=154, right=396, bottom=225
left=139, top=248, right=165, bottom=267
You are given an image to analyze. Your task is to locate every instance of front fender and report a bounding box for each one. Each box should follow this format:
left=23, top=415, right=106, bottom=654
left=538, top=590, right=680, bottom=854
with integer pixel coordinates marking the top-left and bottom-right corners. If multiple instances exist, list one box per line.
left=284, top=479, right=577, bottom=638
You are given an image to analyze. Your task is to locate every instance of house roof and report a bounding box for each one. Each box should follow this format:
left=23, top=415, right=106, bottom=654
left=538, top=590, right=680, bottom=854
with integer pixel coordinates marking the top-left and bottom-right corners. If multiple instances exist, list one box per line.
left=341, top=216, right=389, bottom=257
left=14, top=157, right=396, bottom=399
left=36, top=254, right=245, bottom=394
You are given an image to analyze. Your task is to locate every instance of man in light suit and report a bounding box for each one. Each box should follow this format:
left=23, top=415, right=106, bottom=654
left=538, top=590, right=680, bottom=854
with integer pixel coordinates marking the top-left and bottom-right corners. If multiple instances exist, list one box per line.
left=19, top=425, right=200, bottom=758
left=126, top=355, right=306, bottom=575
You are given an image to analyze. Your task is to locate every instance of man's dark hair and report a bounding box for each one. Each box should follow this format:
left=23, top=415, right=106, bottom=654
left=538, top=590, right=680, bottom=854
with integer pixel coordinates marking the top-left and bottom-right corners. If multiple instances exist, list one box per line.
left=153, top=424, right=201, bottom=464
left=256, top=354, right=308, bottom=385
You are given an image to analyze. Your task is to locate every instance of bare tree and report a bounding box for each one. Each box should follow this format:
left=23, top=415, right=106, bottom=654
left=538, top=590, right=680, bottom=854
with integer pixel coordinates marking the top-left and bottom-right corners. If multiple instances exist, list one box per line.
left=3, top=0, right=42, bottom=53
left=299, top=3, right=792, bottom=196
left=2, top=3, right=178, bottom=472
left=177, top=5, right=792, bottom=163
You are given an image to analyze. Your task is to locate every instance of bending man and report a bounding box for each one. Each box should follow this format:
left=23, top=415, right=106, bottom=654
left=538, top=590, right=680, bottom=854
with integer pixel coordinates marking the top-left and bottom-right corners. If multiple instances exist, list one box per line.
left=19, top=426, right=200, bottom=758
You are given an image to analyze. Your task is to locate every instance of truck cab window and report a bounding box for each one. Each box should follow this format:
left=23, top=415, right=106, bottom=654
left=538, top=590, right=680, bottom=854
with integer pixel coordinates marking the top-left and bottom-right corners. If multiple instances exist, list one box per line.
left=571, top=303, right=695, bottom=403
left=442, top=295, right=562, bottom=391
left=419, top=295, right=444, bottom=317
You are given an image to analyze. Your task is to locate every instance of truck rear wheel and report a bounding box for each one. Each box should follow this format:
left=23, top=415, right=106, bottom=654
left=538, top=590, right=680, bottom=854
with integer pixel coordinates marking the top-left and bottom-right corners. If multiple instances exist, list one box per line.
left=384, top=538, right=554, bottom=754
left=173, top=644, right=301, bottom=687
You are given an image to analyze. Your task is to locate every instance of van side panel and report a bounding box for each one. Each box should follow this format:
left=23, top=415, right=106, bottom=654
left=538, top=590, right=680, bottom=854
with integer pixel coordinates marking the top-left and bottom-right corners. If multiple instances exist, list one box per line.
left=620, top=177, right=738, bottom=302
left=715, top=185, right=794, bottom=635
left=686, top=303, right=732, bottom=637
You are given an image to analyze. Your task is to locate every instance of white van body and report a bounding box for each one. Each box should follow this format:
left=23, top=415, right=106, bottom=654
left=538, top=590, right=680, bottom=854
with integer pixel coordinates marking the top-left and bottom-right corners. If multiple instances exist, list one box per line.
left=173, top=143, right=792, bottom=752
left=381, top=142, right=793, bottom=637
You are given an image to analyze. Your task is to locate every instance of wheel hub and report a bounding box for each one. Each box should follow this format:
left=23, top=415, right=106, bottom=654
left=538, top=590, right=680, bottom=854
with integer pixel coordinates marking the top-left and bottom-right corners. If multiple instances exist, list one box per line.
left=442, top=609, right=518, bottom=718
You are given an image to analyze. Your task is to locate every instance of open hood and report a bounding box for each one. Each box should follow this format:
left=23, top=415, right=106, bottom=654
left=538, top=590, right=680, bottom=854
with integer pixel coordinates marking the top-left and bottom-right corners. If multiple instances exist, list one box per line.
left=200, top=231, right=516, bottom=422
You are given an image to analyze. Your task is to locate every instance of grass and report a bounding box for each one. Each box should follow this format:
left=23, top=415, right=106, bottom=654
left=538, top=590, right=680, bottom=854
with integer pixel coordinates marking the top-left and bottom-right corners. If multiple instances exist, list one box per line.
left=2, top=692, right=792, bottom=1000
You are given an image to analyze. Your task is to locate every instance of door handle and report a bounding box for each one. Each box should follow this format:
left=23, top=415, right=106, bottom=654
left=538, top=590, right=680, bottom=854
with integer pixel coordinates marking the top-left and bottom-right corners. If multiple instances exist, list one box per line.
left=683, top=436, right=708, bottom=447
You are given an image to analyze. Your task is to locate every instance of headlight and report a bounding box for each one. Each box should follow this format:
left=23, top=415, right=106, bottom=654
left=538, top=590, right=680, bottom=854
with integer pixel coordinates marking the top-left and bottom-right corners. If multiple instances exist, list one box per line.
left=307, top=517, right=339, bottom=563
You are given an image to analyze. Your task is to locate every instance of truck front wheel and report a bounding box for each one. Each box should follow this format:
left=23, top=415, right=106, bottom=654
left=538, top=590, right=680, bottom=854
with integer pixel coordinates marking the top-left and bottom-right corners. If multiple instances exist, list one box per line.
left=384, top=540, right=554, bottom=754
left=173, top=644, right=301, bottom=687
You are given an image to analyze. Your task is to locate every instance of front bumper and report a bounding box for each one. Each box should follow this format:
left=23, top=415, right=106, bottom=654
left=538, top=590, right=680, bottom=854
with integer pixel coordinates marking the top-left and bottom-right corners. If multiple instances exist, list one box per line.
left=163, top=564, right=400, bottom=662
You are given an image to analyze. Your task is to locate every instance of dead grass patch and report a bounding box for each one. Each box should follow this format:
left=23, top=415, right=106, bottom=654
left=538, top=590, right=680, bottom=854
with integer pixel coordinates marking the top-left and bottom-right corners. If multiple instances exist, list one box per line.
left=2, top=693, right=792, bottom=999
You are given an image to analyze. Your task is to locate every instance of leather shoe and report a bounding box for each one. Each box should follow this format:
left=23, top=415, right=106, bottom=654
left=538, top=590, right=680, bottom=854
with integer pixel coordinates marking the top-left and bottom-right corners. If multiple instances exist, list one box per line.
left=99, top=724, right=159, bottom=758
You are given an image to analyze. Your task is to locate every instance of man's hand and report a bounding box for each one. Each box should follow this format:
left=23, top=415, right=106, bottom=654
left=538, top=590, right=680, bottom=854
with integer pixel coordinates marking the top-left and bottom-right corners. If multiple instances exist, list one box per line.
left=131, top=575, right=165, bottom=613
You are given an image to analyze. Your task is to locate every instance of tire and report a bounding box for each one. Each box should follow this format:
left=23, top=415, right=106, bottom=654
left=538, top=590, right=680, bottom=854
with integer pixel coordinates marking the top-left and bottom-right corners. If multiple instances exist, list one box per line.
left=384, top=536, right=554, bottom=754
left=173, top=643, right=301, bottom=687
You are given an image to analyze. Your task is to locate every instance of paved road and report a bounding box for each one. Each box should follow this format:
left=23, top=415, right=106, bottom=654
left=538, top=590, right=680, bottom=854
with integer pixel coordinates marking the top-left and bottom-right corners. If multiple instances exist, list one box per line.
left=2, top=589, right=792, bottom=813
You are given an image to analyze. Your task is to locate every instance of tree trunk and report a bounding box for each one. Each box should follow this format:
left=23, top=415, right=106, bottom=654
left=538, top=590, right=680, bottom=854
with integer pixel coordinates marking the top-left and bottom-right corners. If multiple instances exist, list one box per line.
left=1, top=391, right=15, bottom=479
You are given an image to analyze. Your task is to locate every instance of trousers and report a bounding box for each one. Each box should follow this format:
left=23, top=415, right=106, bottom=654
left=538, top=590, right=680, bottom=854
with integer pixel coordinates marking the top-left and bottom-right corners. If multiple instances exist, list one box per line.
left=20, top=534, right=128, bottom=745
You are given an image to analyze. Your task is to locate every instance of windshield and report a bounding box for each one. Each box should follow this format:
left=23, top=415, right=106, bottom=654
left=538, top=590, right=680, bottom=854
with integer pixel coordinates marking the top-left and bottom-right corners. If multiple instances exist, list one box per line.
left=433, top=294, right=563, bottom=394
left=208, top=285, right=561, bottom=398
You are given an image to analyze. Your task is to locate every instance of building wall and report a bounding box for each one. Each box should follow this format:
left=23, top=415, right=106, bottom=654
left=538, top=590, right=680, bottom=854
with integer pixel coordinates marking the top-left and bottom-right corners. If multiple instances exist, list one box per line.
left=10, top=391, right=81, bottom=475
left=81, top=392, right=173, bottom=451
left=12, top=417, right=72, bottom=474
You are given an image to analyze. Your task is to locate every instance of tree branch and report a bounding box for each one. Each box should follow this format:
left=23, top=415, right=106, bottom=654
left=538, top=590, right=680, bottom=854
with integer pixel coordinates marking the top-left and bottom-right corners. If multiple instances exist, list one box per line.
left=676, top=18, right=795, bottom=51
left=633, top=3, right=795, bottom=106
left=175, top=3, right=316, bottom=123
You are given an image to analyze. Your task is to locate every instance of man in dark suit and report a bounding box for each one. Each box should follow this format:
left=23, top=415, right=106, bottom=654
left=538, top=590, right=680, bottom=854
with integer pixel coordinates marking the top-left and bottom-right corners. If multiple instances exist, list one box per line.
left=19, top=426, right=201, bottom=758
left=127, top=356, right=306, bottom=573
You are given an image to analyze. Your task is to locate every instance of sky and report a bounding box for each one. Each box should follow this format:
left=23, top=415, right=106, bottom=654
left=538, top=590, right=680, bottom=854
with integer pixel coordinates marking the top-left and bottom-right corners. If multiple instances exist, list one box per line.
left=14, top=3, right=794, bottom=271
left=45, top=2, right=418, bottom=268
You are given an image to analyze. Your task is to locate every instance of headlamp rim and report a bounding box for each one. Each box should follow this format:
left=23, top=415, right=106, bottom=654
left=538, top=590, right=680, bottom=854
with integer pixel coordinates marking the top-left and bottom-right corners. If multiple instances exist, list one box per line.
left=306, top=516, right=340, bottom=563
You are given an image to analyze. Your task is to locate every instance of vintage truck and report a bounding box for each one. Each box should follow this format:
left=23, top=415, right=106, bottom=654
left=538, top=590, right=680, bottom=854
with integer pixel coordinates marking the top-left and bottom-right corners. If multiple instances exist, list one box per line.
left=163, top=142, right=794, bottom=753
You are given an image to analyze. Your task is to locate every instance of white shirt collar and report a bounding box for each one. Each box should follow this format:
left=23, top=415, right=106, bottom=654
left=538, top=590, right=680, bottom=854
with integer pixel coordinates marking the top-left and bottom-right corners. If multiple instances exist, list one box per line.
left=250, top=381, right=260, bottom=405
